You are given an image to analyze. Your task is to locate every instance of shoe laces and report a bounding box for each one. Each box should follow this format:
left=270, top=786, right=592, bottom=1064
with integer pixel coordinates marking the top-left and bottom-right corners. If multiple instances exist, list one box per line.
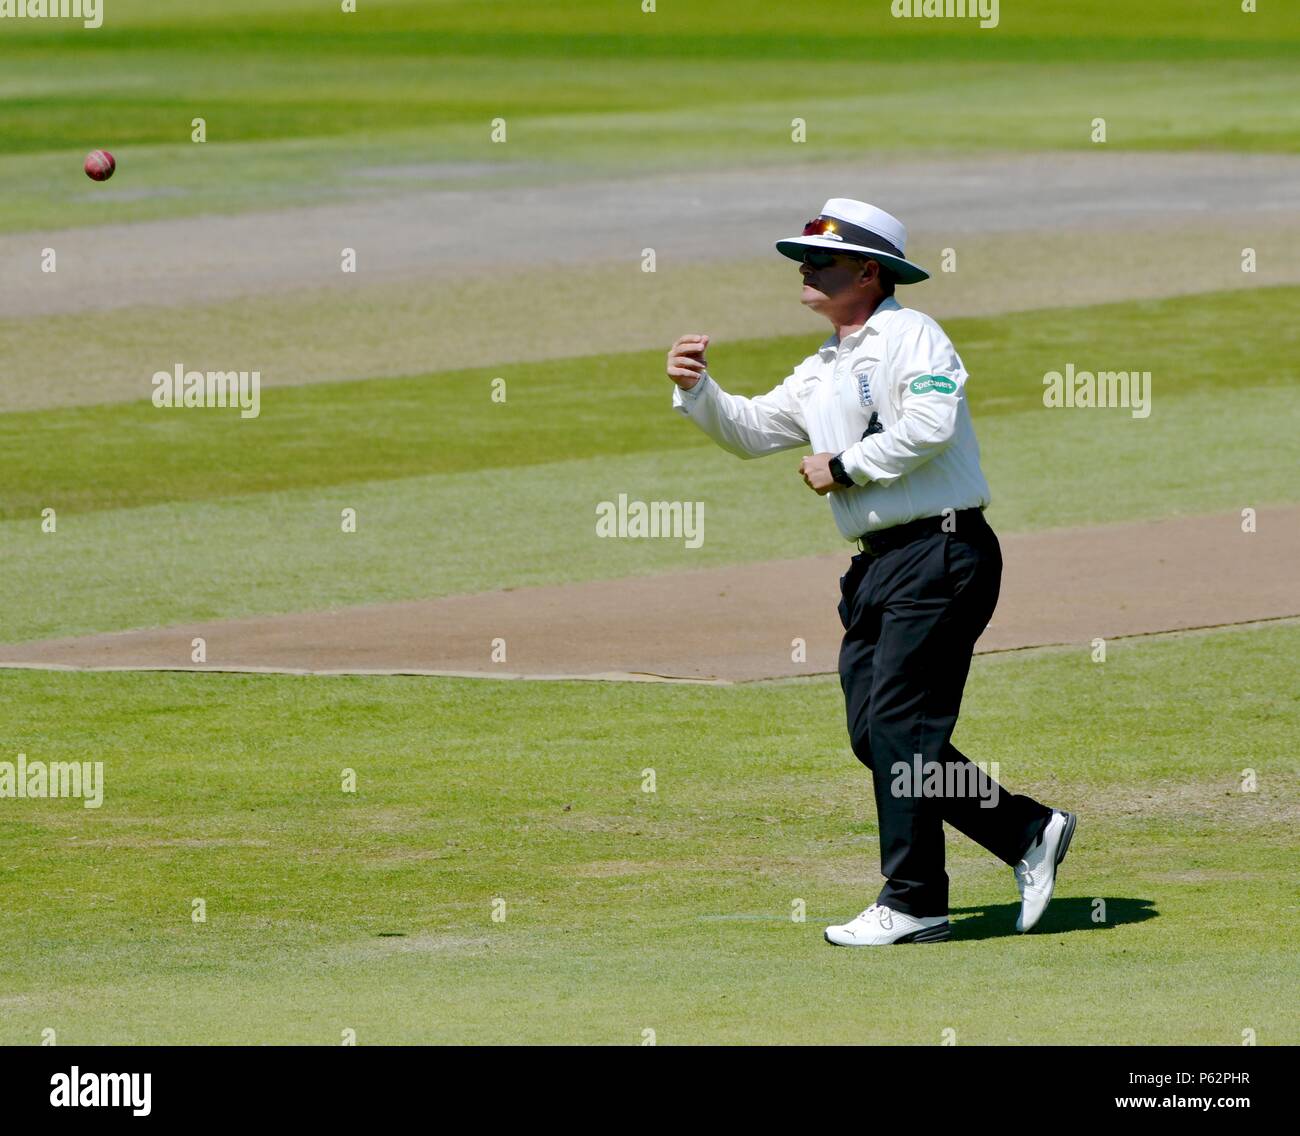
left=857, top=903, right=892, bottom=930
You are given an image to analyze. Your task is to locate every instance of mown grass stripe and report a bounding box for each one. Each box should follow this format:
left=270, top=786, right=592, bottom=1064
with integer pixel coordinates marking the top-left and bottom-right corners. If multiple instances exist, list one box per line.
left=3, top=286, right=1296, bottom=520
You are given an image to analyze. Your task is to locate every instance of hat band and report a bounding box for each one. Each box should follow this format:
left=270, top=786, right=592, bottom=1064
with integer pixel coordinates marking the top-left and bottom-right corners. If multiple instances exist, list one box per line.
left=803, top=216, right=904, bottom=259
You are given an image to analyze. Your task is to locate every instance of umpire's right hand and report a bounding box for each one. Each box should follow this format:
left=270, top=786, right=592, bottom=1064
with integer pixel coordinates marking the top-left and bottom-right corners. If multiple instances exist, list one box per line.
left=666, top=333, right=710, bottom=390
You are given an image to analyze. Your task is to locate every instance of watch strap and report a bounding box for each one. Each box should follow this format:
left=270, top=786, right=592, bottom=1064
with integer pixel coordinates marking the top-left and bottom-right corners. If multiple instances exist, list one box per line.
left=829, top=453, right=855, bottom=488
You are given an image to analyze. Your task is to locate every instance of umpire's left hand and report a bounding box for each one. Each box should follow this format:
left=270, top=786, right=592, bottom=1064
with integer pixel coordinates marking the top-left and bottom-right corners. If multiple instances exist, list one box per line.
left=800, top=453, right=838, bottom=495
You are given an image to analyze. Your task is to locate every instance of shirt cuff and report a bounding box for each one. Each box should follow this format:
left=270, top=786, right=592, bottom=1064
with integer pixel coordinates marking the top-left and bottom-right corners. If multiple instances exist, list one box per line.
left=838, top=444, right=873, bottom=486
left=671, top=372, right=711, bottom=412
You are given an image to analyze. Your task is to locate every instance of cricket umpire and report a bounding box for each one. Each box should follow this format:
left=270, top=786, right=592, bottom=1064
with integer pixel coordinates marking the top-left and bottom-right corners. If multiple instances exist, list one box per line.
left=665, top=199, right=1076, bottom=945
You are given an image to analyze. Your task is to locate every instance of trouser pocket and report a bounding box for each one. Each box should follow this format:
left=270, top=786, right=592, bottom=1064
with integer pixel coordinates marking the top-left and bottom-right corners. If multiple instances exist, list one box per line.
left=837, top=555, right=867, bottom=631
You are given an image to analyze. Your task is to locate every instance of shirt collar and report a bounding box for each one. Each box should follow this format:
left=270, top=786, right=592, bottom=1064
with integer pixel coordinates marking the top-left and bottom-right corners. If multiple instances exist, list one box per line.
left=818, top=296, right=901, bottom=357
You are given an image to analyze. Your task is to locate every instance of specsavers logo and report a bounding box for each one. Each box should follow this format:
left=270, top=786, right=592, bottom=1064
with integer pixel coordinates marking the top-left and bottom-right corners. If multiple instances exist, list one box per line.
left=909, top=374, right=958, bottom=395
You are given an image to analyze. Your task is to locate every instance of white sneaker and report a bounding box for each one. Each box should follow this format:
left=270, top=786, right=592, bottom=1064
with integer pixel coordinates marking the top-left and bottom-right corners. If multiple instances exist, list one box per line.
left=824, top=903, right=950, bottom=946
left=1014, top=809, right=1078, bottom=932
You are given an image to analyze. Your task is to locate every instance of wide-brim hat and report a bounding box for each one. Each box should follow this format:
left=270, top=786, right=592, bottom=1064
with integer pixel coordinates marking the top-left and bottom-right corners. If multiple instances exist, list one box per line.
left=775, top=198, right=929, bottom=284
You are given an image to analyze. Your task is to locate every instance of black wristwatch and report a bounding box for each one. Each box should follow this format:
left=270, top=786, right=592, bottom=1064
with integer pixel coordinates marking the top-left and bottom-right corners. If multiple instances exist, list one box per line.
left=828, top=452, right=856, bottom=488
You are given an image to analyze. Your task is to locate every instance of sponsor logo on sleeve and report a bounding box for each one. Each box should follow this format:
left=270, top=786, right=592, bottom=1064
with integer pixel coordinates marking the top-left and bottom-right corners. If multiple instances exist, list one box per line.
left=909, top=374, right=958, bottom=395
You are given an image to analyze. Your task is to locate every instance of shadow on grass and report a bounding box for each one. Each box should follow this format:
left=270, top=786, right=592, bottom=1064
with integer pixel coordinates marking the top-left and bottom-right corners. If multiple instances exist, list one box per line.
left=949, top=897, right=1157, bottom=941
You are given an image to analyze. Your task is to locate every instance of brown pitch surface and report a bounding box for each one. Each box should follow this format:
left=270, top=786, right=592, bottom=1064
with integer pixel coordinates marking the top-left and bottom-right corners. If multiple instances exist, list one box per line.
left=0, top=508, right=1293, bottom=682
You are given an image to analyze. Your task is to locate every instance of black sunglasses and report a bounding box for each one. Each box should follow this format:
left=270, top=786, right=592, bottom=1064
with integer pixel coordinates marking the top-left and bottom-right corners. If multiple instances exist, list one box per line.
left=801, top=250, right=836, bottom=269
left=802, top=250, right=863, bottom=270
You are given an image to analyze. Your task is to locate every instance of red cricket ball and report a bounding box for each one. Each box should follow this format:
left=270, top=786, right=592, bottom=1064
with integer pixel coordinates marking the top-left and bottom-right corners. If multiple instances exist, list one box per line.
left=84, top=150, right=116, bottom=182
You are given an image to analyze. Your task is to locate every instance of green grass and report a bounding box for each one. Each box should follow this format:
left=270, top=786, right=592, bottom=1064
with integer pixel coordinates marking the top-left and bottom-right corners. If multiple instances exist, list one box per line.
left=5, top=286, right=1297, bottom=520
left=3, top=60, right=1297, bottom=233
left=0, top=0, right=1296, bottom=231
left=2, top=384, right=1295, bottom=645
left=1, top=287, right=1296, bottom=643
left=0, top=621, right=1293, bottom=1044
left=2, top=0, right=1295, bottom=1052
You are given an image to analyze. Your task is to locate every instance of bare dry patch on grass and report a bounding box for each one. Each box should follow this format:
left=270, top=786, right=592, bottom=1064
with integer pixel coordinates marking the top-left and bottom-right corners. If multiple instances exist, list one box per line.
left=67, top=836, right=272, bottom=850
left=1075, top=780, right=1296, bottom=828
left=564, top=859, right=679, bottom=878
left=360, top=846, right=466, bottom=867
left=331, top=933, right=493, bottom=962
left=330, top=806, right=441, bottom=837
left=1144, top=869, right=1271, bottom=884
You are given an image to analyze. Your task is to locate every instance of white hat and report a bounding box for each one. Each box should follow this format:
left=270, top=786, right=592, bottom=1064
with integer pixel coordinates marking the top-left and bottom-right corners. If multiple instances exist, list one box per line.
left=775, top=198, right=929, bottom=284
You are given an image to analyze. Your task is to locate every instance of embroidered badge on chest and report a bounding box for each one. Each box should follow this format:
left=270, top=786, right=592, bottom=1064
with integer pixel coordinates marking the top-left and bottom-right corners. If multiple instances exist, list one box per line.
left=853, top=366, right=875, bottom=408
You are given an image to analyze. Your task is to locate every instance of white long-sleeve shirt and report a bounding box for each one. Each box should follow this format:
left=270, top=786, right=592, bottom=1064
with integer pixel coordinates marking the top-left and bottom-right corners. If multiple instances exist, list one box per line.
left=671, top=297, right=991, bottom=540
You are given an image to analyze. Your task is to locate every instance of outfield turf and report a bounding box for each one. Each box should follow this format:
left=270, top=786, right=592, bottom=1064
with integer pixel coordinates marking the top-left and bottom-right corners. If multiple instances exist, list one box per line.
left=4, top=0, right=1295, bottom=1052
left=0, top=622, right=1293, bottom=1045
left=1, top=287, right=1295, bottom=643
left=7, top=286, right=1298, bottom=518
left=1, top=1, right=1297, bottom=232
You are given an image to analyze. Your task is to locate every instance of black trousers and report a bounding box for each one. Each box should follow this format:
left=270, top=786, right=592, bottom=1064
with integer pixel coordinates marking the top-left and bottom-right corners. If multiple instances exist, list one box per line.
left=837, top=509, right=1051, bottom=917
